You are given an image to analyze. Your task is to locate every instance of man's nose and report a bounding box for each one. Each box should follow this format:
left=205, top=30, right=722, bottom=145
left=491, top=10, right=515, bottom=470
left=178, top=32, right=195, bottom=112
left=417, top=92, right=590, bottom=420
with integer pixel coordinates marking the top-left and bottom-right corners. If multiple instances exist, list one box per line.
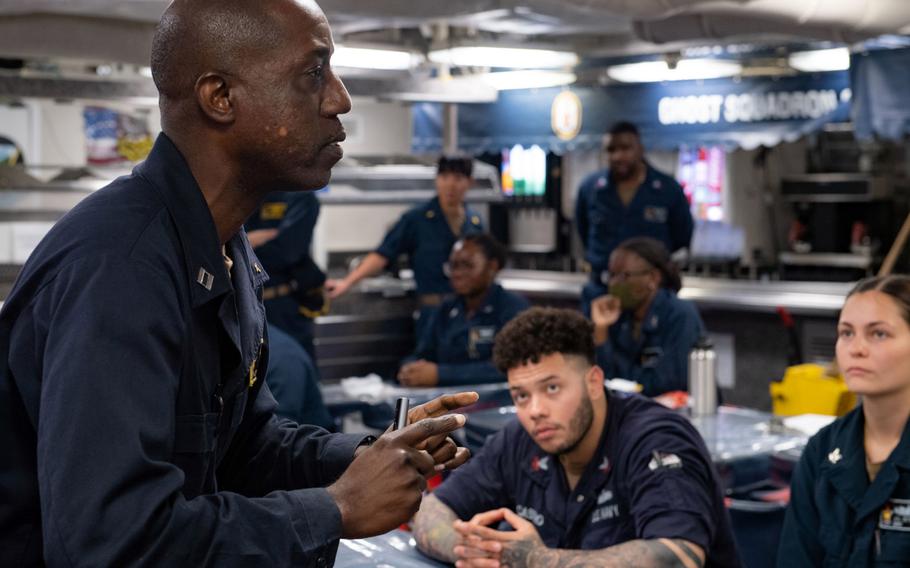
left=528, top=395, right=547, bottom=418
left=322, top=73, right=352, bottom=116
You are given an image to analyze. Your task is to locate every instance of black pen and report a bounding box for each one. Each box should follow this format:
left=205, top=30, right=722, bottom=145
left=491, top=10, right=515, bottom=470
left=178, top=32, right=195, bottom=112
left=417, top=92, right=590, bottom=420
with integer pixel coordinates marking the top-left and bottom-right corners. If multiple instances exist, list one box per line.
left=393, top=397, right=410, bottom=431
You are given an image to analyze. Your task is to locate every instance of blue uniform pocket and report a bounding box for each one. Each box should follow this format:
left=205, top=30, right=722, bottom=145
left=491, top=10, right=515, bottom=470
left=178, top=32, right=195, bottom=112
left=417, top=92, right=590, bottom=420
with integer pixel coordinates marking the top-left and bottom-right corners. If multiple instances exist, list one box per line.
left=172, top=412, right=219, bottom=497
left=818, top=525, right=847, bottom=566
left=173, top=412, right=219, bottom=453
left=878, top=526, right=910, bottom=564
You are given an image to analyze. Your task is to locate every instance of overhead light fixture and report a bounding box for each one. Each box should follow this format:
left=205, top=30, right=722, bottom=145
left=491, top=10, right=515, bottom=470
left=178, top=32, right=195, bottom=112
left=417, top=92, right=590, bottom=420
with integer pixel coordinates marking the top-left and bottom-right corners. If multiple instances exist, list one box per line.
left=331, top=45, right=416, bottom=71
left=428, top=46, right=578, bottom=69
left=480, top=70, right=576, bottom=91
left=788, top=47, right=850, bottom=73
left=607, top=59, right=742, bottom=83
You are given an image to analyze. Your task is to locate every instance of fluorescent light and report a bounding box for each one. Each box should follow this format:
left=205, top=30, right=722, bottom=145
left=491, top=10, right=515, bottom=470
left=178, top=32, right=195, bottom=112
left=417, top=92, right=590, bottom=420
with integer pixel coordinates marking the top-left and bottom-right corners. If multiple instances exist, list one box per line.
left=788, top=48, right=850, bottom=73
left=428, top=46, right=578, bottom=69
left=331, top=45, right=416, bottom=71
left=607, top=59, right=742, bottom=83
left=480, top=70, right=576, bottom=91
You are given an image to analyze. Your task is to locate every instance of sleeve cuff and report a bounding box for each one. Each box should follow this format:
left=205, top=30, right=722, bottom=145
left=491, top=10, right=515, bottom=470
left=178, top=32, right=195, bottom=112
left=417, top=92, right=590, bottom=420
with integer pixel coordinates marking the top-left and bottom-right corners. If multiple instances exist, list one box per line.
left=373, top=247, right=393, bottom=260
left=289, top=487, right=345, bottom=557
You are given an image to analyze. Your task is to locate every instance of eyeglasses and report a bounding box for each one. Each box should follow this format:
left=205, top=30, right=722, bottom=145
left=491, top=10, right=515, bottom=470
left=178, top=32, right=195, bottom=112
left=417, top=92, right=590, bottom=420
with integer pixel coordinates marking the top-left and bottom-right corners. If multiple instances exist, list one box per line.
left=443, top=260, right=479, bottom=277
left=607, top=269, right=652, bottom=282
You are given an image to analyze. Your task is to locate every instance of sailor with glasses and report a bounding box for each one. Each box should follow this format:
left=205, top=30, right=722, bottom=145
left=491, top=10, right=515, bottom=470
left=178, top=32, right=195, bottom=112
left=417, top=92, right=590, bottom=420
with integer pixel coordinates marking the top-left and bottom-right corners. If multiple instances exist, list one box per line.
left=591, top=237, right=704, bottom=396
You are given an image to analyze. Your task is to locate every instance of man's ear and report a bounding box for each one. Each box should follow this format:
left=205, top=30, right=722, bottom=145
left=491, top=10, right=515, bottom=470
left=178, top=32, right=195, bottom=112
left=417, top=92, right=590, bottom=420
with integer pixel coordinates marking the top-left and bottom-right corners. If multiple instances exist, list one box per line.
left=586, top=364, right=605, bottom=399
left=195, top=72, right=235, bottom=125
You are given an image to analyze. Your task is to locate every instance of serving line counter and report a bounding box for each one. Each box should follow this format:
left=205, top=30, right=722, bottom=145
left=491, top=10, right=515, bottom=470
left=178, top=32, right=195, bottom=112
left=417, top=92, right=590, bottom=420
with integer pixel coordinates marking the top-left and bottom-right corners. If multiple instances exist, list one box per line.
left=347, top=270, right=851, bottom=316
left=496, top=270, right=851, bottom=316
left=326, top=270, right=852, bottom=410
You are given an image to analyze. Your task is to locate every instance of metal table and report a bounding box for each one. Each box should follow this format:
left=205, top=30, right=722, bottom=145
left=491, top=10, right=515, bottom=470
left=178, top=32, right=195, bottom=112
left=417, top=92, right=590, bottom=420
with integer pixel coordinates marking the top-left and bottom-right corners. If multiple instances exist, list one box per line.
left=336, top=530, right=448, bottom=567
left=320, top=381, right=513, bottom=427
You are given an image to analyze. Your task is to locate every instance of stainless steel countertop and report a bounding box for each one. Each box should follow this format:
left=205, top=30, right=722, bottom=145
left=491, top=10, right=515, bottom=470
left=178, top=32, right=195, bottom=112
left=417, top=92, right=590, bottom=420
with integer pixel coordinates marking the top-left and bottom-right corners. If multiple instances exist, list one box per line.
left=499, top=270, right=852, bottom=316
left=354, top=269, right=850, bottom=316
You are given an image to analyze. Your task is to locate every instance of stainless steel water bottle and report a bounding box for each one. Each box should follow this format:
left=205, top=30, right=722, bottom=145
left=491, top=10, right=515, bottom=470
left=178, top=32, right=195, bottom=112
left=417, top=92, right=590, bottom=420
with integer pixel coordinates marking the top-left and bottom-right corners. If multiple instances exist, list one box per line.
left=689, top=337, right=717, bottom=416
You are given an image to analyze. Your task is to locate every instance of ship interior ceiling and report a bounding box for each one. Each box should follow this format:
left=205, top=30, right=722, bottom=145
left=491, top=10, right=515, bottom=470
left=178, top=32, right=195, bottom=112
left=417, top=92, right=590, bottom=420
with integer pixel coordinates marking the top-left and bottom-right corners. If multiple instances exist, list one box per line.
left=8, top=1, right=910, bottom=566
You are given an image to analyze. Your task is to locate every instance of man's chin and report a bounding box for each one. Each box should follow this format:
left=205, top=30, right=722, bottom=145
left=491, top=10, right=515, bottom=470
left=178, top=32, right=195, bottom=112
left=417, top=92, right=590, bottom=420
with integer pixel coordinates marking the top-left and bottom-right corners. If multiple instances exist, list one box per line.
left=610, top=168, right=633, bottom=181
left=285, top=170, right=333, bottom=192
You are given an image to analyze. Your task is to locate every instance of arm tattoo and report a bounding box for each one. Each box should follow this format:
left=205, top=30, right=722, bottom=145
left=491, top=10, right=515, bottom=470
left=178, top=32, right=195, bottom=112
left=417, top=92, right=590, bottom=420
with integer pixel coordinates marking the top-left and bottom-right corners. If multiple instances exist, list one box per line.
left=412, top=494, right=460, bottom=563
left=500, top=538, right=705, bottom=568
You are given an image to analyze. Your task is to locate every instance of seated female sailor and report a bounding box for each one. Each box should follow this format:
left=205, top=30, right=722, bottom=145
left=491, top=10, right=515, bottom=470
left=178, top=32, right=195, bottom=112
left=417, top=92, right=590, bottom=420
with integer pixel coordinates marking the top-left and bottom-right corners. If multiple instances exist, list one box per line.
left=591, top=237, right=704, bottom=397
left=778, top=275, right=910, bottom=567
left=397, top=233, right=529, bottom=387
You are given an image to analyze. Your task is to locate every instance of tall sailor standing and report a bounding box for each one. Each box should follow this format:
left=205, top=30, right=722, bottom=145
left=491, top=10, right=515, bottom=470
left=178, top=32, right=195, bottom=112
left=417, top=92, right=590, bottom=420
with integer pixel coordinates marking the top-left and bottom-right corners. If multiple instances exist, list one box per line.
left=575, top=121, right=693, bottom=315
left=325, top=156, right=483, bottom=331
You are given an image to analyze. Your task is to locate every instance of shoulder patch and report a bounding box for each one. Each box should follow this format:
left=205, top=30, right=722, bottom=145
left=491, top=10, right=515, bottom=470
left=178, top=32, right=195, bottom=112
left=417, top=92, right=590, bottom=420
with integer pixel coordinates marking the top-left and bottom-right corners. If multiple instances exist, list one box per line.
left=648, top=451, right=682, bottom=471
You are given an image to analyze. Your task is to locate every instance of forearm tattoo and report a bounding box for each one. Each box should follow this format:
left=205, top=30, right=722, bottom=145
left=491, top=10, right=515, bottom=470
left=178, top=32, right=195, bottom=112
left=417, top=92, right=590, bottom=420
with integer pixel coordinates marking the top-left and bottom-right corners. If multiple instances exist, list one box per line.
left=412, top=495, right=460, bottom=563
left=502, top=538, right=705, bottom=568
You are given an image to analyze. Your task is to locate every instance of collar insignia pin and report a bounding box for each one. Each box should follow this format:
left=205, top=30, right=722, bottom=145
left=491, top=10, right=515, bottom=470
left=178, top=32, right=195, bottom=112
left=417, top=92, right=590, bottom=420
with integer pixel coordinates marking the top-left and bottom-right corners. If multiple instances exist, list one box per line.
left=196, top=268, right=214, bottom=291
left=828, top=448, right=843, bottom=464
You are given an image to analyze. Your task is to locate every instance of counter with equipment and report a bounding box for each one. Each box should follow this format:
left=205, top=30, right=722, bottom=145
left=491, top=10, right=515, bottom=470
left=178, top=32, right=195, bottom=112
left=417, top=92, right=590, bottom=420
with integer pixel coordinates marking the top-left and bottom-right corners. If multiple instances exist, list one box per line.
left=325, top=270, right=852, bottom=409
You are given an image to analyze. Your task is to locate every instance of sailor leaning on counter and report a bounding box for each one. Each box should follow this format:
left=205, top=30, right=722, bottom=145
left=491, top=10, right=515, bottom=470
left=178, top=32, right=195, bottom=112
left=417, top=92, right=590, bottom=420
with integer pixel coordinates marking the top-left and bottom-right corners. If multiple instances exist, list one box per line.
left=325, top=155, right=484, bottom=332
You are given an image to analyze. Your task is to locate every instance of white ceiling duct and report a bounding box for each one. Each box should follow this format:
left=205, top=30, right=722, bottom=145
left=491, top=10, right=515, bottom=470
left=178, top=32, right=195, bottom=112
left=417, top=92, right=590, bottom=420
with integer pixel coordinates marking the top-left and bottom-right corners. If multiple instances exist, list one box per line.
left=637, top=14, right=873, bottom=45
left=633, top=0, right=910, bottom=44
left=551, top=0, right=748, bottom=20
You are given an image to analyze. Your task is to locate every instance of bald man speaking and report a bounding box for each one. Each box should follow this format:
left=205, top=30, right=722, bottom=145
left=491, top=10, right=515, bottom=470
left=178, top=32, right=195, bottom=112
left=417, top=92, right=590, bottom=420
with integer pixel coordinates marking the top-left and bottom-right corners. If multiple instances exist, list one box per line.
left=0, top=1, right=476, bottom=566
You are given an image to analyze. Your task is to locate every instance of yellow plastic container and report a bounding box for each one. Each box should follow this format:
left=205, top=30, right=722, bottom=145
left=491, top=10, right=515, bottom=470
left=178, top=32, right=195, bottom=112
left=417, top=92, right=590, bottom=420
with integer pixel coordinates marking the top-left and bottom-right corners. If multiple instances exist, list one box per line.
left=770, top=363, right=857, bottom=417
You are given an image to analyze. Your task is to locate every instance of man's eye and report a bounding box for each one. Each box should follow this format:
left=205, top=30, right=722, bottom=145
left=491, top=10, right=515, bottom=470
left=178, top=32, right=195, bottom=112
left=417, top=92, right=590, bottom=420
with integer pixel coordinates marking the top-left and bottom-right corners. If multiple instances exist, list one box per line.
left=837, top=329, right=852, bottom=339
left=309, top=66, right=324, bottom=78
left=546, top=384, right=559, bottom=394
